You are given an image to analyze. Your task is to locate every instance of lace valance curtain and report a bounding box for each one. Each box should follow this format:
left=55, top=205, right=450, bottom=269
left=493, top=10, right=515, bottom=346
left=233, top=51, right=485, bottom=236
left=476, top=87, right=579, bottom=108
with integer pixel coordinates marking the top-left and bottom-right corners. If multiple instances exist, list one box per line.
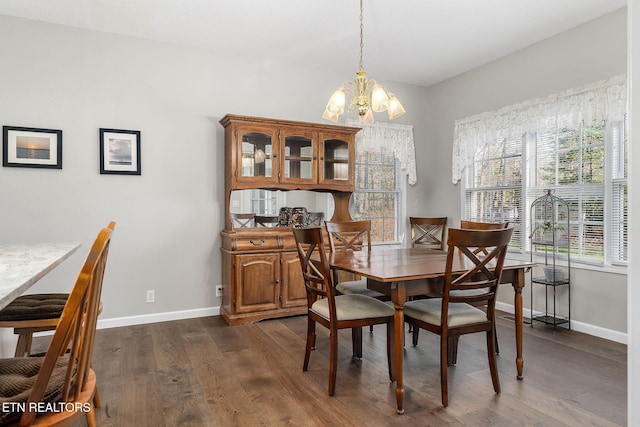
left=347, top=120, right=417, bottom=185
left=451, top=74, right=627, bottom=184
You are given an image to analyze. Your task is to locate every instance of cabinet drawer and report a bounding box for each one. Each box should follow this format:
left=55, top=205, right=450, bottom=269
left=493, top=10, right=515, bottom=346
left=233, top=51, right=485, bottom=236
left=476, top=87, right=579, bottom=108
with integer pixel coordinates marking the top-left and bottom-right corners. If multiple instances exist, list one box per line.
left=233, top=236, right=281, bottom=251
left=279, top=234, right=296, bottom=250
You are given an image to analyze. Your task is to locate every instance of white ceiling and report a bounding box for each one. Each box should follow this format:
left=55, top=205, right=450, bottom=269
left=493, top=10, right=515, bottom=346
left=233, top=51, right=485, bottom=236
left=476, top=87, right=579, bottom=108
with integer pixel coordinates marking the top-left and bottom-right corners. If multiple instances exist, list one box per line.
left=0, top=0, right=627, bottom=87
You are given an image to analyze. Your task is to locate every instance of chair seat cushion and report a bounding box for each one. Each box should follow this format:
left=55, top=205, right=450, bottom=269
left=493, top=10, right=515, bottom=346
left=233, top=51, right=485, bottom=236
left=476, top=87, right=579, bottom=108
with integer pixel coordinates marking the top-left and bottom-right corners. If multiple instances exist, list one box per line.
left=0, top=293, right=68, bottom=321
left=311, top=294, right=395, bottom=321
left=336, top=279, right=386, bottom=298
left=0, top=356, right=69, bottom=424
left=403, top=298, right=486, bottom=327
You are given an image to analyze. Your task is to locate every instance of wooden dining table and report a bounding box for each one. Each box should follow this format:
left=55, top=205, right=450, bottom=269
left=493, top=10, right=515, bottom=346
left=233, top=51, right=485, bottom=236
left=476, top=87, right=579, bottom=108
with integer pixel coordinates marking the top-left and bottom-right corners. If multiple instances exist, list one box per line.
left=326, top=247, right=534, bottom=414
left=0, top=243, right=81, bottom=311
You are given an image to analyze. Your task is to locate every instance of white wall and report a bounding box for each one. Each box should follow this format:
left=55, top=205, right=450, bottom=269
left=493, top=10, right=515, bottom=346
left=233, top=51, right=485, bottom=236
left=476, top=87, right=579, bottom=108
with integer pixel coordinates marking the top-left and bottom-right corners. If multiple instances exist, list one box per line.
left=0, top=15, right=428, bottom=325
left=418, top=8, right=628, bottom=338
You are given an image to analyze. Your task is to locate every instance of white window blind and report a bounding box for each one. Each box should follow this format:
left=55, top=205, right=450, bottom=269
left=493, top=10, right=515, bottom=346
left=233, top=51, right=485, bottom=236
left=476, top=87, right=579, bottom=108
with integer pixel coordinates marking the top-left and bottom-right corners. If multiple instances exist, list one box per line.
left=610, top=119, right=628, bottom=263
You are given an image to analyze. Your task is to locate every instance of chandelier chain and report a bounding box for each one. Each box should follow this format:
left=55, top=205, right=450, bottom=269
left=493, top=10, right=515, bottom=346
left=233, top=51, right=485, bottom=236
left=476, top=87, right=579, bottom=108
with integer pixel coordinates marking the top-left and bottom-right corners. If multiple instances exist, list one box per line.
left=359, top=0, right=364, bottom=71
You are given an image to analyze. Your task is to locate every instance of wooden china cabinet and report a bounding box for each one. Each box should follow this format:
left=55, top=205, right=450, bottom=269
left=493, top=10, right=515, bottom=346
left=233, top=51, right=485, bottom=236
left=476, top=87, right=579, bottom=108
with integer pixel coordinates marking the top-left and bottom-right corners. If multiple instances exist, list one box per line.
left=219, top=114, right=360, bottom=325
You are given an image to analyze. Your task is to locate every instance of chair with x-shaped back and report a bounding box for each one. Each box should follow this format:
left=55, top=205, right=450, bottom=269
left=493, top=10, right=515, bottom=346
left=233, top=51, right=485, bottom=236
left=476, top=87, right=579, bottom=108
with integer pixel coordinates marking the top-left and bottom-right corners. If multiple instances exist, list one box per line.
left=404, top=226, right=513, bottom=406
left=255, top=215, right=279, bottom=227
left=410, top=217, right=448, bottom=250
left=307, top=212, right=324, bottom=226
left=231, top=213, right=256, bottom=228
left=324, top=220, right=388, bottom=343
left=443, top=219, right=510, bottom=364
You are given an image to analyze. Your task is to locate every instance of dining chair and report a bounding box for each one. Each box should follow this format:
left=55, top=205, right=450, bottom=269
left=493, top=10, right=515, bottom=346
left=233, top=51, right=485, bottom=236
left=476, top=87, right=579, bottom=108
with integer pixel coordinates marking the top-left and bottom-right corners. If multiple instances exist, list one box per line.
left=0, top=224, right=113, bottom=426
left=410, top=217, right=448, bottom=250
left=406, top=217, right=449, bottom=335
left=324, top=220, right=386, bottom=299
left=446, top=219, right=511, bottom=362
left=0, top=221, right=115, bottom=359
left=307, top=212, right=324, bottom=226
left=292, top=226, right=395, bottom=396
left=325, top=220, right=388, bottom=337
left=413, top=219, right=511, bottom=359
left=255, top=215, right=279, bottom=227
left=404, top=226, right=513, bottom=406
left=231, top=213, right=256, bottom=228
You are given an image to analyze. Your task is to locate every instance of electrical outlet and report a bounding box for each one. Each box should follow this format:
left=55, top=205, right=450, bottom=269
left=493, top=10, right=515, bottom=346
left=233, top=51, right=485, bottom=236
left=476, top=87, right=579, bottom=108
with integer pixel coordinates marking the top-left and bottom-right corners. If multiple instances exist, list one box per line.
left=216, top=285, right=222, bottom=297
left=146, top=290, right=155, bottom=303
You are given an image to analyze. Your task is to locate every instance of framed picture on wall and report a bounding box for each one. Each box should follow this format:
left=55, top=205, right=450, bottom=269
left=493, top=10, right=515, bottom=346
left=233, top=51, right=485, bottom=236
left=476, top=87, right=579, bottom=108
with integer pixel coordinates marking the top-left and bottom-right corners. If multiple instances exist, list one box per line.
left=99, top=128, right=141, bottom=175
left=2, top=126, right=63, bottom=169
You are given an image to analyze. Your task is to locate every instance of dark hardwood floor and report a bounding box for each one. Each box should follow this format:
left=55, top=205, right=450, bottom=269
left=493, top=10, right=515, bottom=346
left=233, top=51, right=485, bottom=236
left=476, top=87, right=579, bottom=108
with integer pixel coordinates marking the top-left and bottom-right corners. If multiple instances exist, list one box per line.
left=73, top=311, right=625, bottom=426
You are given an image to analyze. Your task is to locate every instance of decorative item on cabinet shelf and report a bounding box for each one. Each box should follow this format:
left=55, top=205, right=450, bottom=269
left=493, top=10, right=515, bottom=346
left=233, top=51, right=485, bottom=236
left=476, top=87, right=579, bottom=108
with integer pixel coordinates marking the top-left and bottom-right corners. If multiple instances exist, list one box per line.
left=278, top=206, right=311, bottom=228
left=279, top=207, right=293, bottom=226
left=290, top=207, right=310, bottom=228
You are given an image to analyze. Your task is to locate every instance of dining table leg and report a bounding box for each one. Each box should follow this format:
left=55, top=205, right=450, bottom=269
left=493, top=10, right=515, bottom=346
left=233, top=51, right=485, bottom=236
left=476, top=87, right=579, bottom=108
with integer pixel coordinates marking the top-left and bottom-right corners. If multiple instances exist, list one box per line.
left=512, top=268, right=526, bottom=379
left=390, top=281, right=406, bottom=414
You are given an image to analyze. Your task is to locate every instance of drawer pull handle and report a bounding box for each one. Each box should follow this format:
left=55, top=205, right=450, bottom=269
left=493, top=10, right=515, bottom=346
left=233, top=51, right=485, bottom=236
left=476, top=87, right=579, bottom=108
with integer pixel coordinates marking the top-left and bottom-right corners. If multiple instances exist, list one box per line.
left=249, top=239, right=265, bottom=246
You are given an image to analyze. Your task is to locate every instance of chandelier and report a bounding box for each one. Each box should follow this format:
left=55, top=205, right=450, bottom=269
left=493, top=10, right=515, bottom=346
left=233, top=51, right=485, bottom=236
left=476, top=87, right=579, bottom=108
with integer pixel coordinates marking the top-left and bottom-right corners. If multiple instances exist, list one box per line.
left=322, top=0, right=406, bottom=124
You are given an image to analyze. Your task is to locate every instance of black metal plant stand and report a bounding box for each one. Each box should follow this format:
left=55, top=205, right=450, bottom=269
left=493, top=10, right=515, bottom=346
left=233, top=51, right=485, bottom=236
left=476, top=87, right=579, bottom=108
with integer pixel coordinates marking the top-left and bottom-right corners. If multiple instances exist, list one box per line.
left=530, top=189, right=571, bottom=329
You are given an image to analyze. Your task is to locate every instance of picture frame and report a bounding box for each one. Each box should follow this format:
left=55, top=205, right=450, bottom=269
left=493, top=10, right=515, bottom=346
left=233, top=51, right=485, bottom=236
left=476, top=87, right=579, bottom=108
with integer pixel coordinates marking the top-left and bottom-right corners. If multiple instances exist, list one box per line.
left=99, top=128, right=141, bottom=175
left=2, top=126, right=63, bottom=169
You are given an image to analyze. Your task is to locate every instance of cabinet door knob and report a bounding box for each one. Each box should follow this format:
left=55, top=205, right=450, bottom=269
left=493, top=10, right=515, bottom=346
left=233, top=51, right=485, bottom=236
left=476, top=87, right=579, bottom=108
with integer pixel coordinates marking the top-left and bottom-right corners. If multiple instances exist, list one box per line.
left=249, top=239, right=265, bottom=246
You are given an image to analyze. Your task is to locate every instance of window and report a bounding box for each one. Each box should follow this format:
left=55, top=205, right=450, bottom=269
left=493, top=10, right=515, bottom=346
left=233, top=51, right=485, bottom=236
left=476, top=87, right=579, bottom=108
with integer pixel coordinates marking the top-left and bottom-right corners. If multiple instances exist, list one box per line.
left=250, top=189, right=277, bottom=214
left=346, top=121, right=416, bottom=245
left=456, top=76, right=628, bottom=265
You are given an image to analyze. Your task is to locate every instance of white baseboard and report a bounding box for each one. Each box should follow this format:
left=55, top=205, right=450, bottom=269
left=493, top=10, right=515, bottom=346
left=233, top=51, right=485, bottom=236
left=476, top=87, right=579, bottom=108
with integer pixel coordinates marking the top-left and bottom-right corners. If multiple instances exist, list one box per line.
left=495, top=301, right=627, bottom=345
left=78, top=302, right=631, bottom=345
left=96, top=306, right=221, bottom=330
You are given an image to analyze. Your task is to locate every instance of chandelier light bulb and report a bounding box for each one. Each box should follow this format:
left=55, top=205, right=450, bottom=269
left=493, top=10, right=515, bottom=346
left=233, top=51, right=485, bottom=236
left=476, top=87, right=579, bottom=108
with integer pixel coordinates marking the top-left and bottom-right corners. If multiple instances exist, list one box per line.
left=371, top=84, right=390, bottom=112
left=387, top=92, right=406, bottom=120
left=361, top=108, right=375, bottom=124
left=327, top=88, right=346, bottom=114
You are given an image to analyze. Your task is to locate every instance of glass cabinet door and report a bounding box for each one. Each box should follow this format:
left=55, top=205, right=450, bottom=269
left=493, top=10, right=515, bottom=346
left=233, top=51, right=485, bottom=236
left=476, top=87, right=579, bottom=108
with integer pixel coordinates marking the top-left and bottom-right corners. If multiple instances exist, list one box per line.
left=319, top=133, right=354, bottom=188
left=281, top=130, right=316, bottom=184
left=236, top=125, right=278, bottom=183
